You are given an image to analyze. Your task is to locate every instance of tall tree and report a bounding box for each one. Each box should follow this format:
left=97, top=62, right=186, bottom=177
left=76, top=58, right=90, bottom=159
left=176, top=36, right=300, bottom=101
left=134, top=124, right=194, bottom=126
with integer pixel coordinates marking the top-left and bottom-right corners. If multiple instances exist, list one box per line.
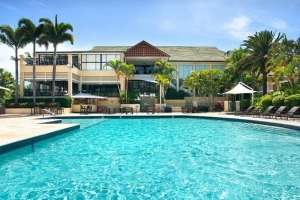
left=18, top=18, right=46, bottom=103
left=242, top=30, right=284, bottom=94
left=120, top=63, right=135, bottom=103
left=0, top=68, right=14, bottom=103
left=0, top=25, right=27, bottom=103
left=154, top=59, right=176, bottom=109
left=105, top=59, right=122, bottom=96
left=39, top=15, right=74, bottom=102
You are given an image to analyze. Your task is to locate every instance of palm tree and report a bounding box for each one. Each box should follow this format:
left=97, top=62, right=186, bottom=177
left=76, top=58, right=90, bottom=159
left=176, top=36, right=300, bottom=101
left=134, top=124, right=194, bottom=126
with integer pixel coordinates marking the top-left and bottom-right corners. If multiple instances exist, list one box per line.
left=18, top=18, right=46, bottom=104
left=39, top=15, right=74, bottom=102
left=120, top=63, right=135, bottom=103
left=105, top=59, right=122, bottom=95
left=154, top=59, right=176, bottom=110
left=242, top=30, right=284, bottom=95
left=0, top=68, right=14, bottom=103
left=0, top=25, right=27, bottom=104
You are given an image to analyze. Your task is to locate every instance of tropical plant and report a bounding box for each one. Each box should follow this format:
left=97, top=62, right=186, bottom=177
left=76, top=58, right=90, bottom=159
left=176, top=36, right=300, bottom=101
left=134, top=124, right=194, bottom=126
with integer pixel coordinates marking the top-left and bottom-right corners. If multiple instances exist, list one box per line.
left=153, top=59, right=176, bottom=107
left=105, top=59, right=122, bottom=95
left=269, top=36, right=300, bottom=93
left=18, top=18, right=46, bottom=103
left=0, top=68, right=14, bottom=103
left=120, top=63, right=135, bottom=103
left=242, top=30, right=285, bottom=95
left=183, top=69, right=223, bottom=104
left=39, top=15, right=74, bottom=102
left=0, top=24, right=27, bottom=103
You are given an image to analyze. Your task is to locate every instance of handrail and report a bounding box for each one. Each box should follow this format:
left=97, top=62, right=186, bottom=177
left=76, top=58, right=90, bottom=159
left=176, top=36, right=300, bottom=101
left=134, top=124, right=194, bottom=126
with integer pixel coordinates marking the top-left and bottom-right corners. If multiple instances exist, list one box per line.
left=42, top=108, right=56, bottom=118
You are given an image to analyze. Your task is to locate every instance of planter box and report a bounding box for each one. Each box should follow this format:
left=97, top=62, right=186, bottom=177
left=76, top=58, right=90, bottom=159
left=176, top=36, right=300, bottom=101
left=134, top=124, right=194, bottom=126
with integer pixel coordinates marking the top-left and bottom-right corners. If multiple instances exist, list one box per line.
left=5, top=108, right=32, bottom=115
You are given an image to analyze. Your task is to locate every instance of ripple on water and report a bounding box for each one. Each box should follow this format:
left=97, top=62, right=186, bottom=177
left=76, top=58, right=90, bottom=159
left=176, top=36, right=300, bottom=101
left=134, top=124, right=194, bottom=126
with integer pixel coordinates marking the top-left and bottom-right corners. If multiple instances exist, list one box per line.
left=0, top=117, right=300, bottom=199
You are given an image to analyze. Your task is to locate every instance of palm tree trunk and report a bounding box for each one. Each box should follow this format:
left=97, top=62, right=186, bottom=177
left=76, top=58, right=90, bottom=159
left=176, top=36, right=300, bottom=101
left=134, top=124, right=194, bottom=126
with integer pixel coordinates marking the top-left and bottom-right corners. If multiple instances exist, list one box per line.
left=33, top=43, right=36, bottom=104
left=15, top=48, right=19, bottom=104
left=262, top=72, right=268, bottom=95
left=52, top=45, right=57, bottom=102
left=125, top=77, right=128, bottom=103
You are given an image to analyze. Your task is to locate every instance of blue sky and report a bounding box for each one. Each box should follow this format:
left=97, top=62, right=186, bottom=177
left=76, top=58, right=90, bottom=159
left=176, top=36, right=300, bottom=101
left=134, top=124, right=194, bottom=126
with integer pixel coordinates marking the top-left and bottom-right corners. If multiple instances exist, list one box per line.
left=0, top=0, right=300, bottom=76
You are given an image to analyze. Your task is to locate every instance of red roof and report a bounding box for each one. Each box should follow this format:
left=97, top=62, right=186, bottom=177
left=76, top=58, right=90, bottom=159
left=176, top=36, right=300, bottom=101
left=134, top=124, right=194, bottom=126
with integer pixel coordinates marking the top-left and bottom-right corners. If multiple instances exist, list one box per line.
left=125, top=40, right=170, bottom=57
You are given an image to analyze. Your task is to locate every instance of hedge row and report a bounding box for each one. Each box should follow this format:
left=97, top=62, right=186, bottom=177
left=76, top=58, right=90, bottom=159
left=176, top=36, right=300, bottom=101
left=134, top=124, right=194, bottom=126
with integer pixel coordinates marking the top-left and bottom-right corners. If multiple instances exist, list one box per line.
left=258, top=94, right=300, bottom=110
left=5, top=97, right=72, bottom=108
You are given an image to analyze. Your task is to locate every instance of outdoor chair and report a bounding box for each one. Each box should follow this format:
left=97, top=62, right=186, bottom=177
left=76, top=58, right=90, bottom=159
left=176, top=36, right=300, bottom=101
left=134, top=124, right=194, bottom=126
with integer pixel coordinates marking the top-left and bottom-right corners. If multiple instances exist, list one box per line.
left=147, top=105, right=160, bottom=114
left=235, top=106, right=255, bottom=115
left=279, top=106, right=300, bottom=120
left=239, top=106, right=261, bottom=116
left=254, top=106, right=274, bottom=117
left=269, top=106, right=287, bottom=119
left=120, top=107, right=133, bottom=114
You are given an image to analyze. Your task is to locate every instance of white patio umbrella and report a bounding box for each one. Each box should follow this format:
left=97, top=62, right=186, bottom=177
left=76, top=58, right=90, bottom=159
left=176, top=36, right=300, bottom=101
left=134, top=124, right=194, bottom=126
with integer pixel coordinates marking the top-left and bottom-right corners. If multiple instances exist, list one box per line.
left=0, top=86, right=10, bottom=91
left=224, top=82, right=256, bottom=104
left=72, top=92, right=107, bottom=99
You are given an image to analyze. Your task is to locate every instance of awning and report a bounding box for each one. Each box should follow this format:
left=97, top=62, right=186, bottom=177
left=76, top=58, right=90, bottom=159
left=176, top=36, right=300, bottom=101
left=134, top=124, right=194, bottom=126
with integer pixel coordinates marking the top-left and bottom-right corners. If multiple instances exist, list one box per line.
left=224, top=82, right=256, bottom=94
left=72, top=93, right=107, bottom=99
left=132, top=76, right=158, bottom=83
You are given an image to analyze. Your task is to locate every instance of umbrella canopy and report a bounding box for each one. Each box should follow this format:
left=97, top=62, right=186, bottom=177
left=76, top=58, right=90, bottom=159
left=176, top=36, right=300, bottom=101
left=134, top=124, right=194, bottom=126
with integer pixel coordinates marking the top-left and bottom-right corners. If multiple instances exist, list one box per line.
left=72, top=93, right=107, bottom=99
left=0, top=86, right=10, bottom=91
left=224, top=82, right=256, bottom=94
left=224, top=82, right=256, bottom=104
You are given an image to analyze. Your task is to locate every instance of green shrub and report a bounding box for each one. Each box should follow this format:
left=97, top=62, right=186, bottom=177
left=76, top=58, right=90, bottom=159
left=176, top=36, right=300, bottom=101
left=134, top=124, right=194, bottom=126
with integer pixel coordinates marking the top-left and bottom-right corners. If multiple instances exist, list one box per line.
left=5, top=97, right=71, bottom=108
left=260, top=95, right=273, bottom=110
left=240, top=99, right=251, bottom=110
left=272, top=96, right=285, bottom=109
left=195, top=105, right=209, bottom=112
left=284, top=94, right=300, bottom=109
left=165, top=87, right=191, bottom=100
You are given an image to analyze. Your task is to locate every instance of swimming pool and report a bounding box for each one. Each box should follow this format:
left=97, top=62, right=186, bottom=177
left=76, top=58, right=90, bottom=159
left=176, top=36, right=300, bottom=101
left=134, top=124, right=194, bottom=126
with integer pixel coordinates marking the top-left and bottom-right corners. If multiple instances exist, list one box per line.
left=1, top=117, right=300, bottom=199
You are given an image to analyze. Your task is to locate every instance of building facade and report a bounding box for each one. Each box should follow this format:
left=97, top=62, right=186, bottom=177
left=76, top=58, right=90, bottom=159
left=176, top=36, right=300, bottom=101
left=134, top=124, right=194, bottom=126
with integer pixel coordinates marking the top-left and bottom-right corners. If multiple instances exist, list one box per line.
left=19, top=41, right=227, bottom=100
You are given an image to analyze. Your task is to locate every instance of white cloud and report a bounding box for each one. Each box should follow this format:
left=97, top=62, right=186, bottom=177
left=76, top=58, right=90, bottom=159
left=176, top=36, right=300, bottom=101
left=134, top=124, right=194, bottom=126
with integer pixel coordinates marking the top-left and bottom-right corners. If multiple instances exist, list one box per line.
left=271, top=19, right=287, bottom=29
left=25, top=0, right=46, bottom=6
left=223, top=16, right=252, bottom=40
left=0, top=2, right=17, bottom=11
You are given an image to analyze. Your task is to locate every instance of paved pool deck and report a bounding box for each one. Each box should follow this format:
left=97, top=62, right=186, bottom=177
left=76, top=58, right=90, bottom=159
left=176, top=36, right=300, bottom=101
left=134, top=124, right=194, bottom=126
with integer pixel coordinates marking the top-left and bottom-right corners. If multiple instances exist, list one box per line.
left=1, top=112, right=300, bottom=154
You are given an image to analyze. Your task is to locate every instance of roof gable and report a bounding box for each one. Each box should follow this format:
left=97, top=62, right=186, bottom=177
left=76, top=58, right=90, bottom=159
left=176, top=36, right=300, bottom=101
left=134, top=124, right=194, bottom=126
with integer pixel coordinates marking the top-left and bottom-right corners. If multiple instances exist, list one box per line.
left=125, top=40, right=170, bottom=57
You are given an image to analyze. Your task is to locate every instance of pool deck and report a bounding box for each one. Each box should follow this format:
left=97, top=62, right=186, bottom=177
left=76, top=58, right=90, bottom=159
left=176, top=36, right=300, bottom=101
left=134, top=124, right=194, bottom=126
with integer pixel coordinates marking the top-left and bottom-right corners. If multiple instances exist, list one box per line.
left=1, top=112, right=300, bottom=154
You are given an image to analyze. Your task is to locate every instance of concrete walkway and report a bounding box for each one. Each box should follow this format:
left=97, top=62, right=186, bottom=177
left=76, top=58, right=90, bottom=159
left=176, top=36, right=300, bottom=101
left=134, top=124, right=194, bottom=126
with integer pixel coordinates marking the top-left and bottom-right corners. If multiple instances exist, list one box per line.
left=0, top=115, right=79, bottom=154
left=1, top=112, right=300, bottom=154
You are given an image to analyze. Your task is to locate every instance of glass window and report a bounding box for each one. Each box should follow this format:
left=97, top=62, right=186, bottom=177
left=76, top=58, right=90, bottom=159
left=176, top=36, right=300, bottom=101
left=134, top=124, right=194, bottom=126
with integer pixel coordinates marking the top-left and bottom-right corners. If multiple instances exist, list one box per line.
left=82, top=54, right=87, bottom=62
left=102, top=55, right=107, bottom=62
left=107, top=54, right=115, bottom=62
left=86, top=63, right=96, bottom=70
left=178, top=65, right=192, bottom=79
left=96, top=55, right=101, bottom=62
left=81, top=54, right=122, bottom=71
left=195, top=65, right=210, bottom=71
left=86, top=55, right=95, bottom=62
left=211, top=65, right=225, bottom=71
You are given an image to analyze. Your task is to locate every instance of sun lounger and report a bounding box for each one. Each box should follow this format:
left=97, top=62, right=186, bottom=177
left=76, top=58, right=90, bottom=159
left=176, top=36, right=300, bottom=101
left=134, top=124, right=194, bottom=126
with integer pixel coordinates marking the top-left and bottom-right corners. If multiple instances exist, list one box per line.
left=239, top=106, right=260, bottom=116
left=147, top=105, right=160, bottom=114
left=269, top=106, right=287, bottom=119
left=254, top=106, right=274, bottom=117
left=279, top=106, right=300, bottom=120
left=235, top=106, right=255, bottom=115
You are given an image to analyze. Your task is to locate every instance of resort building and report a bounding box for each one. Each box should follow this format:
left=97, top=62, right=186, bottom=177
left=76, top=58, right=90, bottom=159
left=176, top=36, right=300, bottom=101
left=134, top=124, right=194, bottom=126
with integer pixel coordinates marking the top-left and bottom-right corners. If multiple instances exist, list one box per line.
left=19, top=40, right=227, bottom=111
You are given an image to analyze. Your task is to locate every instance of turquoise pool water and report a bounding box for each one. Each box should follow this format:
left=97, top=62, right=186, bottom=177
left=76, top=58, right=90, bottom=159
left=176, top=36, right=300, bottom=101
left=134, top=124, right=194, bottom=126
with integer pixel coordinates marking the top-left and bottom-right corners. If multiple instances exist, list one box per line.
left=1, top=117, right=300, bottom=199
